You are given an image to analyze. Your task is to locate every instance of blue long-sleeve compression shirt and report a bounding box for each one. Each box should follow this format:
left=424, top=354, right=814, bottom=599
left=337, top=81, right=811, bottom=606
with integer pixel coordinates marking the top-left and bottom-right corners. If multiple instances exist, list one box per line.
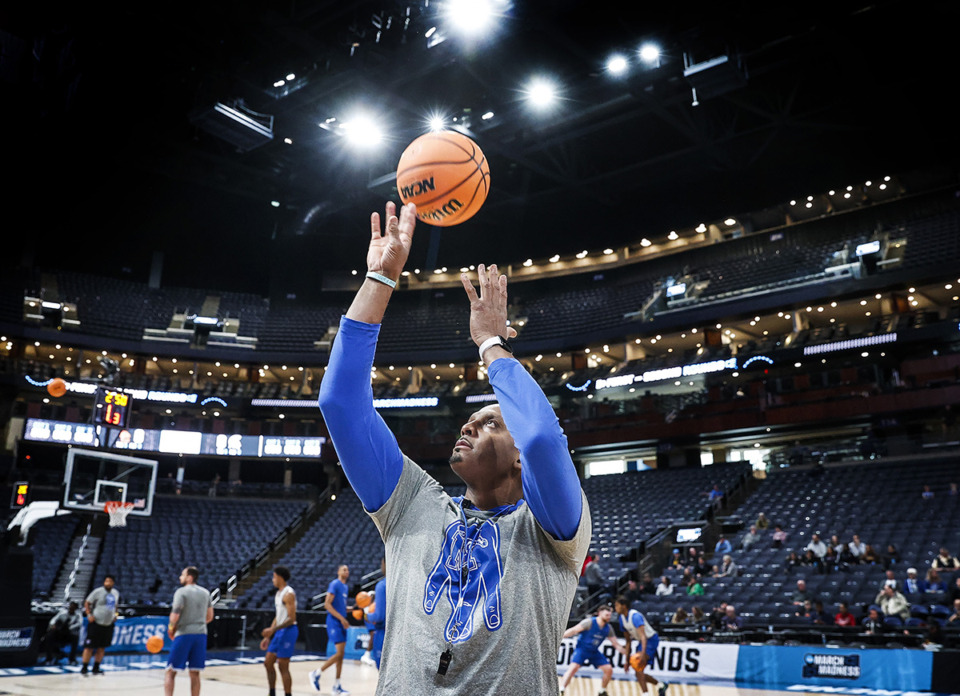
left=318, top=316, right=582, bottom=541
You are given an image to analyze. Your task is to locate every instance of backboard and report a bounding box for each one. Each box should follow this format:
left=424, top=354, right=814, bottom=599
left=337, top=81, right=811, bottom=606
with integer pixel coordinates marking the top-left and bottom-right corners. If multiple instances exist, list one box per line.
left=62, top=448, right=158, bottom=518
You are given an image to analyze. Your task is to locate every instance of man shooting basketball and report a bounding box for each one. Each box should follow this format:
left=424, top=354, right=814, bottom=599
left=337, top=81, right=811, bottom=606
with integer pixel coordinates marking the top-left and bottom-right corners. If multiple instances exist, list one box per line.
left=316, top=202, right=590, bottom=694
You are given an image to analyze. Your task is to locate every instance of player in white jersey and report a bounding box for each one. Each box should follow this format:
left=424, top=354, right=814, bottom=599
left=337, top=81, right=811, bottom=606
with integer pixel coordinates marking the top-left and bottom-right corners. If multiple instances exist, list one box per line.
left=261, top=567, right=298, bottom=696
left=614, top=595, right=668, bottom=696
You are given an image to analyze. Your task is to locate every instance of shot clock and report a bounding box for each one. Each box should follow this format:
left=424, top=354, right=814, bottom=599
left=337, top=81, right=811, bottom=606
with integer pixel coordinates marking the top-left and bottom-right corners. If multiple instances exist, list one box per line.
left=95, top=388, right=132, bottom=428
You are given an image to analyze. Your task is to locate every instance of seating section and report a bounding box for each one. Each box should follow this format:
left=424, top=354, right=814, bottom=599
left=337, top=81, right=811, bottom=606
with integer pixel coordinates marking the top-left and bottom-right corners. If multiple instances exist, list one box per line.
left=647, top=459, right=960, bottom=627
left=30, top=514, right=80, bottom=599
left=583, top=463, right=752, bottom=588
left=94, top=496, right=308, bottom=604
left=236, top=488, right=383, bottom=610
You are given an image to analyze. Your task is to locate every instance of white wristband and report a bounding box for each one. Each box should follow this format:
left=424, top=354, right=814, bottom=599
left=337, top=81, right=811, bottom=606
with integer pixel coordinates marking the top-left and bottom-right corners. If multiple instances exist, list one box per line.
left=365, top=271, right=397, bottom=289
left=478, top=336, right=503, bottom=363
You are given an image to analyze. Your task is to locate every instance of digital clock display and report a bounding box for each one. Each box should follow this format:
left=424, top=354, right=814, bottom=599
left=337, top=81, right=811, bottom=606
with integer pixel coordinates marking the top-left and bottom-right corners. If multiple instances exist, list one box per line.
left=95, top=388, right=132, bottom=428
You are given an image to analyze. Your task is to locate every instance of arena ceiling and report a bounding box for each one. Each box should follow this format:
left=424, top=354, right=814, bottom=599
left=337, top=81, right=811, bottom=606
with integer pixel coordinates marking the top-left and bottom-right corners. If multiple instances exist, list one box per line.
left=4, top=1, right=958, bottom=295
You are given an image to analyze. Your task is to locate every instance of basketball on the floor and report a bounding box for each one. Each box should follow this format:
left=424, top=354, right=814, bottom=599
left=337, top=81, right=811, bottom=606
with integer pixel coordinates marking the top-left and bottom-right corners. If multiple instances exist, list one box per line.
left=396, top=130, right=490, bottom=227
left=146, top=635, right=164, bottom=654
left=629, top=652, right=644, bottom=671
left=47, top=378, right=67, bottom=397
left=356, top=591, right=371, bottom=608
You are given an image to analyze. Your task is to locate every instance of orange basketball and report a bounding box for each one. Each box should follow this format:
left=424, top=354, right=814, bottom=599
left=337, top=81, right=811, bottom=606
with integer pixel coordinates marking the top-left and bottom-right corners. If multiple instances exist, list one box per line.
left=47, top=378, right=67, bottom=398
left=356, top=591, right=372, bottom=609
left=629, top=652, right=645, bottom=671
left=352, top=608, right=364, bottom=621
left=146, top=635, right=164, bottom=654
left=396, top=131, right=490, bottom=227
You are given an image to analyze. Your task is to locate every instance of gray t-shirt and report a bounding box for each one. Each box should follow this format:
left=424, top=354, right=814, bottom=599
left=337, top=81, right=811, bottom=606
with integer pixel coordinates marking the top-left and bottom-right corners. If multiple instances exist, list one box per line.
left=85, top=587, right=120, bottom=626
left=369, top=456, right=591, bottom=695
left=172, top=584, right=212, bottom=636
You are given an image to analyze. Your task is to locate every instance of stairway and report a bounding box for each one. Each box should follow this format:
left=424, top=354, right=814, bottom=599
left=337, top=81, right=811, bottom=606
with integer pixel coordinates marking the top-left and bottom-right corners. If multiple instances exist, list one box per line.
left=52, top=523, right=102, bottom=605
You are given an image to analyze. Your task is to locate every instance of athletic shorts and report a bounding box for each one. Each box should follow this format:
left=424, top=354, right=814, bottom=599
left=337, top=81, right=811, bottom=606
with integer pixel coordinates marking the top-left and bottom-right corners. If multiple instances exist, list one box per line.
left=326, top=620, right=347, bottom=645
left=644, top=633, right=659, bottom=658
left=571, top=646, right=609, bottom=667
left=371, top=629, right=385, bottom=669
left=267, top=625, right=298, bottom=659
left=84, top=623, right=115, bottom=649
left=168, top=633, right=207, bottom=671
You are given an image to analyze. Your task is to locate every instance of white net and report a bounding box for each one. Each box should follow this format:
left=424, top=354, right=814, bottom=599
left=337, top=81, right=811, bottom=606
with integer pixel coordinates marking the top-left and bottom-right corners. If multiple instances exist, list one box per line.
left=104, top=501, right=134, bottom=527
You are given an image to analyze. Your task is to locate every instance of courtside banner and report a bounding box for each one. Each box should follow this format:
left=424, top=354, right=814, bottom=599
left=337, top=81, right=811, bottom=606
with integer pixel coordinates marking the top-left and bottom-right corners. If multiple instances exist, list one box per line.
left=736, top=645, right=932, bottom=691
left=556, top=638, right=738, bottom=681
left=81, top=616, right=171, bottom=654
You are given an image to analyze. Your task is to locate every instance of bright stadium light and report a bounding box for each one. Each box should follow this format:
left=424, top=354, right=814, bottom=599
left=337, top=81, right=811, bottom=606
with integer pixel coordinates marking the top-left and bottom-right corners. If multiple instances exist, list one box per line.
left=341, top=115, right=383, bottom=147
left=606, top=54, right=629, bottom=75
left=524, top=76, right=559, bottom=110
left=446, top=0, right=498, bottom=36
left=639, top=43, right=661, bottom=65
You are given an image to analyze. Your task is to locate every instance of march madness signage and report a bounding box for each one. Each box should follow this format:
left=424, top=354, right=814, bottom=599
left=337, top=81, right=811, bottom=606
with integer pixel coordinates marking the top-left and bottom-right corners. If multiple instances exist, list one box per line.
left=556, top=638, right=738, bottom=681
left=802, top=652, right=861, bottom=680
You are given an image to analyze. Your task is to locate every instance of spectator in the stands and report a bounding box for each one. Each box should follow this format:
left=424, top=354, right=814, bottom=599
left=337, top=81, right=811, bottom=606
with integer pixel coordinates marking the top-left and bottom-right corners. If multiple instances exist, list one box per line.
left=656, top=576, right=674, bottom=597
left=923, top=620, right=945, bottom=650
left=932, top=546, right=960, bottom=571
left=755, top=512, right=770, bottom=530
left=706, top=484, right=724, bottom=502
left=792, top=579, right=810, bottom=605
left=670, top=549, right=683, bottom=568
left=847, top=534, right=867, bottom=559
left=639, top=572, right=656, bottom=596
left=740, top=525, right=761, bottom=551
left=722, top=605, right=743, bottom=631
left=834, top=602, right=856, bottom=627
left=693, top=554, right=711, bottom=578
left=836, top=541, right=858, bottom=568
left=948, top=599, right=960, bottom=624
left=584, top=554, right=604, bottom=598
left=794, top=599, right=814, bottom=622
left=921, top=484, right=934, bottom=501
left=801, top=549, right=825, bottom=574
left=670, top=607, right=689, bottom=624
left=829, top=534, right=843, bottom=555
left=784, top=551, right=803, bottom=573
left=709, top=602, right=728, bottom=630
left=691, top=606, right=707, bottom=626
left=771, top=525, right=788, bottom=549
left=622, top=579, right=642, bottom=605
left=686, top=575, right=705, bottom=596
left=716, top=555, right=739, bottom=578
left=861, top=544, right=881, bottom=565
left=822, top=546, right=841, bottom=574
left=805, top=533, right=828, bottom=559
left=881, top=569, right=899, bottom=592
left=923, top=568, right=947, bottom=595
left=875, top=585, right=910, bottom=621
left=714, top=535, right=732, bottom=555
left=904, top=567, right=922, bottom=595
left=883, top=543, right=901, bottom=570
left=862, top=607, right=884, bottom=634
left=811, top=601, right=832, bottom=625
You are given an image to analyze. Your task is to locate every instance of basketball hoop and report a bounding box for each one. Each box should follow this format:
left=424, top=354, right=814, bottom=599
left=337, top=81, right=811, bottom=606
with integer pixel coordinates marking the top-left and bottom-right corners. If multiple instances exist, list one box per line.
left=104, top=501, right=134, bottom=527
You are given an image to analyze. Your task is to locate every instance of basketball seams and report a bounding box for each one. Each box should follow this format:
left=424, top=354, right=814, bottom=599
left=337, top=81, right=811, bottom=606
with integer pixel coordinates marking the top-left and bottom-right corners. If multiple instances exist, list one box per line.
left=406, top=160, right=489, bottom=209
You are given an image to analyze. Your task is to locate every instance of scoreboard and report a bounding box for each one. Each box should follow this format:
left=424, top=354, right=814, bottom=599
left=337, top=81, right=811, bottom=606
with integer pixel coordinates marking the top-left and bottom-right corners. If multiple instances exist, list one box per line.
left=94, top=388, right=131, bottom=428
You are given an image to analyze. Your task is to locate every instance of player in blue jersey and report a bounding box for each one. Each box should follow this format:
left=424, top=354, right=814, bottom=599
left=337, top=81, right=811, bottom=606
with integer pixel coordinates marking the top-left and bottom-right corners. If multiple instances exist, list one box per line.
left=316, top=202, right=590, bottom=695
left=559, top=605, right=629, bottom=696
left=309, top=564, right=351, bottom=694
left=614, top=595, right=668, bottom=696
left=364, top=557, right=387, bottom=669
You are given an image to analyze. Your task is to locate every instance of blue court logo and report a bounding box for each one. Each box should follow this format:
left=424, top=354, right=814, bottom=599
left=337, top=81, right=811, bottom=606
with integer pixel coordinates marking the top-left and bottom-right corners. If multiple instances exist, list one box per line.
left=423, top=519, right=504, bottom=644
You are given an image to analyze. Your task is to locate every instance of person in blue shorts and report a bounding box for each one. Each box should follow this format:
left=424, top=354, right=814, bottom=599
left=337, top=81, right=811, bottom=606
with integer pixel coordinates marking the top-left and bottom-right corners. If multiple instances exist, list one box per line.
left=316, top=202, right=590, bottom=695
left=260, top=567, right=297, bottom=696
left=559, top=605, right=628, bottom=696
left=614, top=595, right=668, bottom=696
left=309, top=564, right=351, bottom=694
left=361, top=557, right=387, bottom=670
left=165, top=566, right=213, bottom=696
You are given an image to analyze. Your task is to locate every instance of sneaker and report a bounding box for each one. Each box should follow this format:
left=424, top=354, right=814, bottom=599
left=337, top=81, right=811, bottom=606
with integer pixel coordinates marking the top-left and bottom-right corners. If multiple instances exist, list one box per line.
left=308, top=668, right=321, bottom=692
left=360, top=652, right=376, bottom=667
left=80, top=664, right=89, bottom=675
left=659, top=683, right=670, bottom=696
left=332, top=684, right=350, bottom=695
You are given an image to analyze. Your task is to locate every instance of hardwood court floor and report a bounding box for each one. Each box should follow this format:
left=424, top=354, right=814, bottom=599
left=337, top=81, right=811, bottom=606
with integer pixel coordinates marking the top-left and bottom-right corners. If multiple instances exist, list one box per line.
left=0, top=655, right=829, bottom=696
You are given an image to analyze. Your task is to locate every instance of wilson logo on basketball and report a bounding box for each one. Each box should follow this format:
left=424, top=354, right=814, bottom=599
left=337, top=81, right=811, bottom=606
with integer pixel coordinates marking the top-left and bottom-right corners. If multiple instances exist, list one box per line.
left=399, top=177, right=436, bottom=199
left=420, top=199, right=464, bottom=222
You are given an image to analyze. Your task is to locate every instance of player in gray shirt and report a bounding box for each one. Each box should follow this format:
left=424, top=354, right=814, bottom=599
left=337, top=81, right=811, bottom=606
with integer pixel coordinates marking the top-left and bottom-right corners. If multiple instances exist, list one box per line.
left=82, top=575, right=119, bottom=675
left=318, top=204, right=591, bottom=695
left=165, top=566, right=213, bottom=696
